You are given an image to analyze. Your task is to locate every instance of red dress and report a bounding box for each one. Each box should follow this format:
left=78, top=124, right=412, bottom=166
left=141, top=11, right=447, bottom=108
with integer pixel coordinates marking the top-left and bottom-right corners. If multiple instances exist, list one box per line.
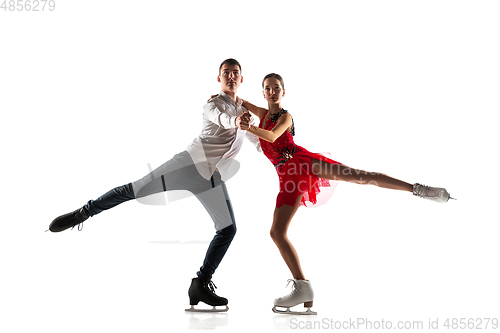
left=259, top=109, right=341, bottom=208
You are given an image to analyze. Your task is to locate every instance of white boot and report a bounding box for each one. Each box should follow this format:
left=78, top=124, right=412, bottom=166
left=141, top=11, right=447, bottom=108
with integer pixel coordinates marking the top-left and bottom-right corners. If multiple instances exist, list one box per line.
left=273, top=279, right=316, bottom=315
left=413, top=183, right=454, bottom=203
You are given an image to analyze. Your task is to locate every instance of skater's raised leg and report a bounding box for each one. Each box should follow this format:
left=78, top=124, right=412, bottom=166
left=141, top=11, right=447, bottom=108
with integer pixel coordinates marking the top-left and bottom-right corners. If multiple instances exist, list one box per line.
left=311, top=159, right=413, bottom=192
left=49, top=183, right=135, bottom=232
left=83, top=183, right=136, bottom=217
left=311, top=159, right=453, bottom=202
left=49, top=151, right=200, bottom=232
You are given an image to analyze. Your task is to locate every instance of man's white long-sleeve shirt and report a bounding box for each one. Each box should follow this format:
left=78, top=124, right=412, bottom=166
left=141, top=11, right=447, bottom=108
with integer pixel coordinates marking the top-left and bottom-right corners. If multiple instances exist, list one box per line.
left=186, top=91, right=261, bottom=181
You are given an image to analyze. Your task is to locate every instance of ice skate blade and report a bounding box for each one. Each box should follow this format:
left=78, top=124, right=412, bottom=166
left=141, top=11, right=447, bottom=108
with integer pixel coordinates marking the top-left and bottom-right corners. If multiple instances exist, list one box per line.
left=185, top=305, right=229, bottom=313
left=272, top=305, right=317, bottom=315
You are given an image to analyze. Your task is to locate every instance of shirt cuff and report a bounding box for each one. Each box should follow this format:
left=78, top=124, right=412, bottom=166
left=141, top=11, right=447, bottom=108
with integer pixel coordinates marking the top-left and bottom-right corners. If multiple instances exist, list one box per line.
left=230, top=115, right=237, bottom=128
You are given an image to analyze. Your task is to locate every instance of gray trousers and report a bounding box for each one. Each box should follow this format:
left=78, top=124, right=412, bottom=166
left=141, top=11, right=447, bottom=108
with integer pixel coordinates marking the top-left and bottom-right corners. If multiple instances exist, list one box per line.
left=83, top=151, right=237, bottom=279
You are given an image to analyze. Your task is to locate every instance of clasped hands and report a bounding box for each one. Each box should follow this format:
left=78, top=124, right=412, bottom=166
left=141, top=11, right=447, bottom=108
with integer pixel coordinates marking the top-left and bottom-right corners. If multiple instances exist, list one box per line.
left=209, top=94, right=252, bottom=131
left=236, top=111, right=251, bottom=130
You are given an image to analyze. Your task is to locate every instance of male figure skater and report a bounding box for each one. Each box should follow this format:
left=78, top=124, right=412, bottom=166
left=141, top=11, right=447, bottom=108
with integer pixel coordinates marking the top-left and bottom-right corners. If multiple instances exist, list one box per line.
left=48, top=58, right=257, bottom=312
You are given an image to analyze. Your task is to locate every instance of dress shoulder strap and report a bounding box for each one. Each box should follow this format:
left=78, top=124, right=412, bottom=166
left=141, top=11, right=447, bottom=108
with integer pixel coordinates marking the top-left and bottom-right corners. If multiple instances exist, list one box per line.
left=268, top=109, right=296, bottom=136
left=269, top=108, right=288, bottom=123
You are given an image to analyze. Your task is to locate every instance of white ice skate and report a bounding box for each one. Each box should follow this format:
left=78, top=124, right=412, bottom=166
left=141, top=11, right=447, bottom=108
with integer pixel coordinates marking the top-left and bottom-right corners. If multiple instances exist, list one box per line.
left=272, top=279, right=317, bottom=315
left=413, top=183, right=455, bottom=203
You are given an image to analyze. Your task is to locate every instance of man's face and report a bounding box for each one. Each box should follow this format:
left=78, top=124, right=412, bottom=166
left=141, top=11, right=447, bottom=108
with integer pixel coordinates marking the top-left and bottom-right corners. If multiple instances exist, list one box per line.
left=218, top=64, right=243, bottom=93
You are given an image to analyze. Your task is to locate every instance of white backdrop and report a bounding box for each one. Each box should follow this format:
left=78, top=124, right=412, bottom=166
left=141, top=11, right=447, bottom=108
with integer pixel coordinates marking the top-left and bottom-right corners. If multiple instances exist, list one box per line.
left=1, top=1, right=499, bottom=332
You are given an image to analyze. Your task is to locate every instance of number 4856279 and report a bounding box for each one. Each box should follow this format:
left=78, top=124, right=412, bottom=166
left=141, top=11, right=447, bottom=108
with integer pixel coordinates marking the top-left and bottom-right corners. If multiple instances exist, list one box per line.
left=1, top=0, right=56, bottom=11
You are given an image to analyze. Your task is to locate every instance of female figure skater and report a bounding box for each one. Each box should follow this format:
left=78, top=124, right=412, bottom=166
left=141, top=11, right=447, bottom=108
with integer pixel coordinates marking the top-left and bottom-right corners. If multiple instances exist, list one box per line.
left=240, top=73, right=452, bottom=315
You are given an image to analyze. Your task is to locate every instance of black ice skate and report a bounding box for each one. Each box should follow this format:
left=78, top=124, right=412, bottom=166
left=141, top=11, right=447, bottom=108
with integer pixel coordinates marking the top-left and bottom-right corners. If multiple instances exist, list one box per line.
left=185, top=277, right=229, bottom=313
left=48, top=208, right=89, bottom=232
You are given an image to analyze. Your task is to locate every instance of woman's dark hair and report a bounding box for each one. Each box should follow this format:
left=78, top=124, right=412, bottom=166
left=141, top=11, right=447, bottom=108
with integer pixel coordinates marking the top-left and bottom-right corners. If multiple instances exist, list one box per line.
left=262, top=73, right=285, bottom=89
left=219, top=58, right=242, bottom=74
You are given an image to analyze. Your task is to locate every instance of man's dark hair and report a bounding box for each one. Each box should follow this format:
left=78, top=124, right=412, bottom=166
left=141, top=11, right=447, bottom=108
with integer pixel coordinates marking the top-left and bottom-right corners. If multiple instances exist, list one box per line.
left=262, top=73, right=285, bottom=89
left=219, top=58, right=242, bottom=74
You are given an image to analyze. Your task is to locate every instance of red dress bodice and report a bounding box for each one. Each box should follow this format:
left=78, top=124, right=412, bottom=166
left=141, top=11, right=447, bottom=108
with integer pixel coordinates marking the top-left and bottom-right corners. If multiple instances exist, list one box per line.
left=259, top=109, right=341, bottom=208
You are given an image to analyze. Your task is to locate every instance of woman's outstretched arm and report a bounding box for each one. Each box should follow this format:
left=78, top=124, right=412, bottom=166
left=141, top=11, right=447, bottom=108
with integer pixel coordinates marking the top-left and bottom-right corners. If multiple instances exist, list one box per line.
left=241, top=99, right=268, bottom=119
left=247, top=112, right=293, bottom=143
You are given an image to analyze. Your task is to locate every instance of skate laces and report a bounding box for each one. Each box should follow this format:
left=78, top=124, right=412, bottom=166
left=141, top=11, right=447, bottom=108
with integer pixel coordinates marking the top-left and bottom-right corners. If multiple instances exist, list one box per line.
left=206, top=280, right=217, bottom=294
left=70, top=209, right=86, bottom=231
left=414, top=183, right=439, bottom=198
left=285, top=279, right=299, bottom=295
left=413, top=183, right=454, bottom=202
left=71, top=223, right=84, bottom=231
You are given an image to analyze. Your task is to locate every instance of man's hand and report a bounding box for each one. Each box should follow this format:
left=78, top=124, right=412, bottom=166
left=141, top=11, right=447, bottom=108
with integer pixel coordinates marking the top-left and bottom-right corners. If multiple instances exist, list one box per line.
left=236, top=111, right=251, bottom=130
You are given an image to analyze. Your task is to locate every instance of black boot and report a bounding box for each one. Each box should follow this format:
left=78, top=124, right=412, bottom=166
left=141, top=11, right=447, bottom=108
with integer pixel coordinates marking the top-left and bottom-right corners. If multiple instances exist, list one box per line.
left=188, top=277, right=228, bottom=307
left=49, top=208, right=89, bottom=232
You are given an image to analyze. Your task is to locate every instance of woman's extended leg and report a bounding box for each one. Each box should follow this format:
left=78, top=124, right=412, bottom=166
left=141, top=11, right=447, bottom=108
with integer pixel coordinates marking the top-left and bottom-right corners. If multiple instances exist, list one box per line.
left=311, top=158, right=413, bottom=192
left=270, top=194, right=306, bottom=280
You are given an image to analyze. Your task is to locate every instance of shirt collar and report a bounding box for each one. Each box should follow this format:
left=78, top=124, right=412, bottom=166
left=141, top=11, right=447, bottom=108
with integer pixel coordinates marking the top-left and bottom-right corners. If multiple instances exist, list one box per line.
left=219, top=90, right=242, bottom=107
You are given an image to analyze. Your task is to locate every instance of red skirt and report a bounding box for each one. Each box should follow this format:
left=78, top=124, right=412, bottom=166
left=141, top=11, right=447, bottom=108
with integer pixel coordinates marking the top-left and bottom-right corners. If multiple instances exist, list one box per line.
left=275, top=145, right=341, bottom=208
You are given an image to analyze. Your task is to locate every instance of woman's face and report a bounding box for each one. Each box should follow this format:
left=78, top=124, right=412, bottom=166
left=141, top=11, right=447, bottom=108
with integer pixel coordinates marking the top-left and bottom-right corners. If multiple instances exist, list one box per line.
left=263, top=77, right=285, bottom=105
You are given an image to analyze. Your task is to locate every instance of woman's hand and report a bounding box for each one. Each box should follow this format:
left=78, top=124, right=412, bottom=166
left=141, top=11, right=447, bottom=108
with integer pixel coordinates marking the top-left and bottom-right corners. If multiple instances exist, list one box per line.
left=207, top=94, right=219, bottom=102
left=240, top=99, right=267, bottom=119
